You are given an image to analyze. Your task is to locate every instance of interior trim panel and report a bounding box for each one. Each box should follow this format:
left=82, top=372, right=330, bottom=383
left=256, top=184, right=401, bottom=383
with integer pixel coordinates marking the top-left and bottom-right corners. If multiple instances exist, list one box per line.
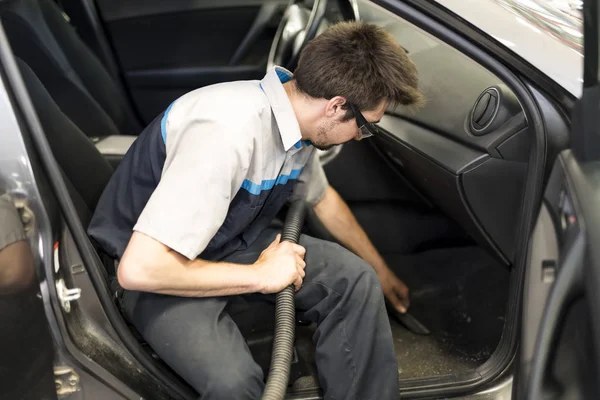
left=373, top=78, right=540, bottom=265
left=374, top=117, right=530, bottom=264
left=378, top=115, right=488, bottom=174
left=374, top=129, right=509, bottom=264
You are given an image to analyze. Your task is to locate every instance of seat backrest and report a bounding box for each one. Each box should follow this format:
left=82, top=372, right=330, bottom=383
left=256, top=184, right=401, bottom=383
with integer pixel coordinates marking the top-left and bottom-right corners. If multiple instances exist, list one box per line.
left=1, top=0, right=141, bottom=137
left=16, top=57, right=113, bottom=227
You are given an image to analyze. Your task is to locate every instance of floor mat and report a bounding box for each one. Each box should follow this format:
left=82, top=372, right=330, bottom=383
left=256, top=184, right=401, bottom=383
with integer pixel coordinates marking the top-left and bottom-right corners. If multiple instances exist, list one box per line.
left=385, top=246, right=510, bottom=379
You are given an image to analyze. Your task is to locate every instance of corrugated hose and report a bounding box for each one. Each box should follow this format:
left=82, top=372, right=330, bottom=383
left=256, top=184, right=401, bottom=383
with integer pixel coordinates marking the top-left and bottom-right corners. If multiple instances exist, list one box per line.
left=261, top=200, right=307, bottom=400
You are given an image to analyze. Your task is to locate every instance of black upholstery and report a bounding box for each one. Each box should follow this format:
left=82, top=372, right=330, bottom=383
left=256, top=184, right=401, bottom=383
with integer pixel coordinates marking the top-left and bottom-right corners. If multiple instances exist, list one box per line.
left=1, top=0, right=141, bottom=137
left=17, top=57, right=113, bottom=227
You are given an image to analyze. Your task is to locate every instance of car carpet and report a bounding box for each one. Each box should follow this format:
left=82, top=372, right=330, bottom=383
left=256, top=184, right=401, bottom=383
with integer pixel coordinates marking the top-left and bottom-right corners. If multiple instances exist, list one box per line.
left=287, top=245, right=510, bottom=391
left=388, top=246, right=510, bottom=379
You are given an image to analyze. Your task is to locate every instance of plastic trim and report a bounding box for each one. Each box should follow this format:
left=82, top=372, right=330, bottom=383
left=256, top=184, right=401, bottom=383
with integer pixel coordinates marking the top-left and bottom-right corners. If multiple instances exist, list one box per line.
left=470, top=87, right=500, bottom=134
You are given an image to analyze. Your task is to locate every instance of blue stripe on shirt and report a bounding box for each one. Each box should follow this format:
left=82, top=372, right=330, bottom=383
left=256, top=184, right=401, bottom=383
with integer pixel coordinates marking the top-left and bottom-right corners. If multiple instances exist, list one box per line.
left=161, top=102, right=175, bottom=144
left=276, top=69, right=292, bottom=83
left=241, top=169, right=303, bottom=195
left=293, top=140, right=312, bottom=148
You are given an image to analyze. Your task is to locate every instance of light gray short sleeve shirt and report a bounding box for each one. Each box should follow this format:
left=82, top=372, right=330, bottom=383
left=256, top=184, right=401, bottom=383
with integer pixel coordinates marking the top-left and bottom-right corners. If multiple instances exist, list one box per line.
left=132, top=67, right=328, bottom=260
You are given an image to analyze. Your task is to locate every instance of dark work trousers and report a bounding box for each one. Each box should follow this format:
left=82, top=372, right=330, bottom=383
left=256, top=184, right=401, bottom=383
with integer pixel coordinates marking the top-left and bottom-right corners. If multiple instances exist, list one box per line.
left=121, top=228, right=399, bottom=400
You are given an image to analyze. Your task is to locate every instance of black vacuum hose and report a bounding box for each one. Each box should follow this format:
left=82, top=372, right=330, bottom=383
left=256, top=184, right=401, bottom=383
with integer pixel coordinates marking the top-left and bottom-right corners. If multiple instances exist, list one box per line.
left=261, top=200, right=307, bottom=400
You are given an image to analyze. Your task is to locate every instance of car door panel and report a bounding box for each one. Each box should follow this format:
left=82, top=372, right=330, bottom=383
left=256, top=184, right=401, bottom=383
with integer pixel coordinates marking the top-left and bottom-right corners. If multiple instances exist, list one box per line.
left=520, top=150, right=600, bottom=399
left=373, top=126, right=513, bottom=263
left=351, top=2, right=552, bottom=265
left=518, top=0, right=600, bottom=395
left=391, top=38, right=524, bottom=149
left=521, top=201, right=558, bottom=376
left=377, top=115, right=489, bottom=173
left=461, top=157, right=528, bottom=262
left=93, top=0, right=288, bottom=122
left=372, top=99, right=531, bottom=265
left=366, top=64, right=570, bottom=265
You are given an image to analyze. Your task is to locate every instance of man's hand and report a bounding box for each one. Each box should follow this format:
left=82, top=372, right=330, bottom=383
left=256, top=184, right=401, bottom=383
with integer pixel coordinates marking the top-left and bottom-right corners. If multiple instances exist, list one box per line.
left=253, top=234, right=307, bottom=293
left=313, top=187, right=412, bottom=312
left=378, top=267, right=410, bottom=314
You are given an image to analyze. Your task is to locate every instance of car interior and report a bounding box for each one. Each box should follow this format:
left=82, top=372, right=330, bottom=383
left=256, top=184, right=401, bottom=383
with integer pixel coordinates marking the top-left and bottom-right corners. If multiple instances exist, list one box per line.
left=0, top=0, right=572, bottom=398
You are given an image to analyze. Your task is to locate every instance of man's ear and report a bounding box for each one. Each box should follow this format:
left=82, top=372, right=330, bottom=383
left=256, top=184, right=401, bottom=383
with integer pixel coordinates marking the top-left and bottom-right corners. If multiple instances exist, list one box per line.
left=324, top=96, right=347, bottom=120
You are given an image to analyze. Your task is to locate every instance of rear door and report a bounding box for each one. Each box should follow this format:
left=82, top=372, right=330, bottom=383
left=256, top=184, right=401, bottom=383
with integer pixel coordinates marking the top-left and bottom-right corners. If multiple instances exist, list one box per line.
left=517, top=0, right=600, bottom=397
left=90, top=0, right=289, bottom=123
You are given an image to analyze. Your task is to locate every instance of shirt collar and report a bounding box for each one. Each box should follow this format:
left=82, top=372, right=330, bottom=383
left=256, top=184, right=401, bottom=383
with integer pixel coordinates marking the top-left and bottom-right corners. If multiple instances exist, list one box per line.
left=260, top=66, right=303, bottom=152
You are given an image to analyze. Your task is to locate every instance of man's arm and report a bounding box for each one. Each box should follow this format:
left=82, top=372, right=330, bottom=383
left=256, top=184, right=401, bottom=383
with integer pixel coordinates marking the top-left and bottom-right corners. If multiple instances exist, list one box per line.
left=313, top=185, right=410, bottom=313
left=118, top=232, right=307, bottom=297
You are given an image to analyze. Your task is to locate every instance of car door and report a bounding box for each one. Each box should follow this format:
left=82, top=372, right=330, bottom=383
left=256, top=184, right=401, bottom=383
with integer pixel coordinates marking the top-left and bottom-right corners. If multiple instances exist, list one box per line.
left=70, top=0, right=289, bottom=124
left=516, top=0, right=600, bottom=398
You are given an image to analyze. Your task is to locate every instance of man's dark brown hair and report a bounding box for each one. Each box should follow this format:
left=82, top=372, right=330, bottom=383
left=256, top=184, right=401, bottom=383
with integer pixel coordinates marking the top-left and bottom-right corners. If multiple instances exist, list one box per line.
left=294, top=21, right=424, bottom=117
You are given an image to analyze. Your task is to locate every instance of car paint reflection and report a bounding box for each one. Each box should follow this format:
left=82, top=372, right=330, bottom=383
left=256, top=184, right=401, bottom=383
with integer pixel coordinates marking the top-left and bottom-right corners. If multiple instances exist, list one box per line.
left=0, top=193, right=57, bottom=399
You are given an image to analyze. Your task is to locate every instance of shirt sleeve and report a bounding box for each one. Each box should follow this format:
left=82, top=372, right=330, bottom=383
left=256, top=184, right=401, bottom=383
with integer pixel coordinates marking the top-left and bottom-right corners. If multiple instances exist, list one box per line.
left=133, top=117, right=255, bottom=260
left=0, top=193, right=27, bottom=252
left=290, top=149, right=329, bottom=206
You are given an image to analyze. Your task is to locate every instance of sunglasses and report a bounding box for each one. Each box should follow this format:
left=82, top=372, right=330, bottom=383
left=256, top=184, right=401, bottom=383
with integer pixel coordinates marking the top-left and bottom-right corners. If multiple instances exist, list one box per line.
left=348, top=103, right=378, bottom=140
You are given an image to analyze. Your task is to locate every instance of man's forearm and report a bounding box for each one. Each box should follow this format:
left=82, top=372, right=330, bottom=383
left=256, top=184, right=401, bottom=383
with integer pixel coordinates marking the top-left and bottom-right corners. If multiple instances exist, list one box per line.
left=313, top=186, right=388, bottom=273
left=118, top=232, right=260, bottom=297
left=148, top=260, right=260, bottom=297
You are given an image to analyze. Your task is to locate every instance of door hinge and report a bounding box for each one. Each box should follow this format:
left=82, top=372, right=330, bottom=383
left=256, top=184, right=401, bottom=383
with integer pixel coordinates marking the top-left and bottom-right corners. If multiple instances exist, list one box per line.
left=54, top=366, right=80, bottom=398
left=56, top=279, right=81, bottom=312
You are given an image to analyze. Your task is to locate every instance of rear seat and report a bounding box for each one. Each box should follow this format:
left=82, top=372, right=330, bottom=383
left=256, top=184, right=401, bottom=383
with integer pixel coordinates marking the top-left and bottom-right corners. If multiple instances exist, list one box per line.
left=0, top=0, right=141, bottom=137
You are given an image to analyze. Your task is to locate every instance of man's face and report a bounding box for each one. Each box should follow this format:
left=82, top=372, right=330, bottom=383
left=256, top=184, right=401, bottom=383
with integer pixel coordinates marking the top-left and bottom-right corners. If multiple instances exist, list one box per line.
left=309, top=101, right=388, bottom=151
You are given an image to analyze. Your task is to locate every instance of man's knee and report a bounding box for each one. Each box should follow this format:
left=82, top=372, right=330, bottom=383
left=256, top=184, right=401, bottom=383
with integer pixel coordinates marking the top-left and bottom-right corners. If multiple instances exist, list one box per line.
left=201, top=360, right=263, bottom=400
left=350, top=261, right=384, bottom=304
left=311, top=239, right=384, bottom=302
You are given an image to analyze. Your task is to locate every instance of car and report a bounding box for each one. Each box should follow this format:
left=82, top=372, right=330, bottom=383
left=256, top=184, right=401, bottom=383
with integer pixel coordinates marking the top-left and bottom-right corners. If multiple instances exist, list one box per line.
left=0, top=0, right=597, bottom=399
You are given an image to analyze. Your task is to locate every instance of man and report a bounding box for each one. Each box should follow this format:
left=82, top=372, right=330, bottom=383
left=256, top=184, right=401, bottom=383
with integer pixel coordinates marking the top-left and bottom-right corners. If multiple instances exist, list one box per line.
left=89, top=21, right=423, bottom=400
